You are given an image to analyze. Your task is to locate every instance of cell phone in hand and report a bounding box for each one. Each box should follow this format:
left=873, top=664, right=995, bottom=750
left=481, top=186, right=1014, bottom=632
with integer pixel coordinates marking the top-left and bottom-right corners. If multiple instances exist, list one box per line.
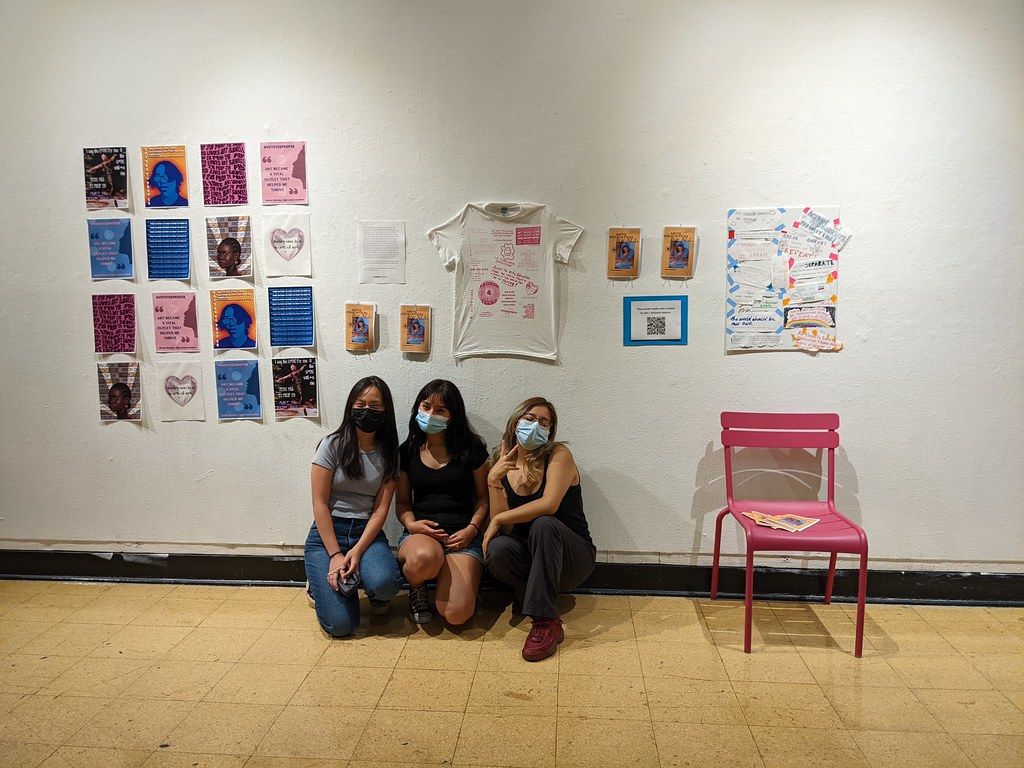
left=338, top=571, right=361, bottom=596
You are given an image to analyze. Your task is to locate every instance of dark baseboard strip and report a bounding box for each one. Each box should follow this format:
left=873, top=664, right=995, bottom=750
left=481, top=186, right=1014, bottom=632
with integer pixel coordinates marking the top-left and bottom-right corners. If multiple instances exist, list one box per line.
left=0, top=550, right=1021, bottom=606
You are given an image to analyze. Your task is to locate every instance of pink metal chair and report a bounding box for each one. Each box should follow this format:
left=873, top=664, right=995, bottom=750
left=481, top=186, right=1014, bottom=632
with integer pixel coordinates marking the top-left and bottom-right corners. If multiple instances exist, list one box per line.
left=710, top=412, right=868, bottom=656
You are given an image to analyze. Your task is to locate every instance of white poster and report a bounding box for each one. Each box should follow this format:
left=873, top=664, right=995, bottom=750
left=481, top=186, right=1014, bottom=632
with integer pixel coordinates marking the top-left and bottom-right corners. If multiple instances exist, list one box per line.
left=263, top=213, right=312, bottom=277
left=357, top=220, right=406, bottom=284
left=630, top=300, right=682, bottom=341
left=157, top=361, right=206, bottom=421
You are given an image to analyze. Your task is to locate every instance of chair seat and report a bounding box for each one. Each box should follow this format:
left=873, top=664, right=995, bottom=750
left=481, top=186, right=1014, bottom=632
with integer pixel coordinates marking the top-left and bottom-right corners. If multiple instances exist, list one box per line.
left=729, top=500, right=866, bottom=554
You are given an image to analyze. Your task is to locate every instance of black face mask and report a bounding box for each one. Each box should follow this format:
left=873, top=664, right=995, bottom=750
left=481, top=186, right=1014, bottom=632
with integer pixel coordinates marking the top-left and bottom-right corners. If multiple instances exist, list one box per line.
left=351, top=407, right=387, bottom=433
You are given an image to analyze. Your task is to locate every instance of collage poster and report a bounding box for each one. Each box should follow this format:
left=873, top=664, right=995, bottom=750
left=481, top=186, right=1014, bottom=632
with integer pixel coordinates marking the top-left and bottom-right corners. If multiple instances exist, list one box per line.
left=141, top=145, right=189, bottom=208
left=200, top=142, right=248, bottom=206
left=345, top=302, right=375, bottom=352
left=97, top=362, right=142, bottom=422
left=272, top=357, right=318, bottom=419
left=210, top=288, right=257, bottom=349
left=88, top=218, right=133, bottom=279
left=262, top=213, right=312, bottom=277
left=83, top=147, right=128, bottom=210
left=214, top=359, right=262, bottom=420
left=260, top=141, right=308, bottom=205
left=661, top=226, right=697, bottom=279
left=607, top=227, right=640, bottom=279
left=206, top=216, right=253, bottom=278
left=399, top=305, right=431, bottom=353
left=152, top=292, right=200, bottom=352
left=157, top=361, right=206, bottom=421
left=92, top=293, right=136, bottom=354
left=725, top=206, right=847, bottom=352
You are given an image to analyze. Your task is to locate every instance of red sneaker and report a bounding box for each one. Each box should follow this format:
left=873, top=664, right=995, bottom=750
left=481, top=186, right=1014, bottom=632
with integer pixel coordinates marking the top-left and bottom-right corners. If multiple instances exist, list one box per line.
left=522, top=616, right=564, bottom=661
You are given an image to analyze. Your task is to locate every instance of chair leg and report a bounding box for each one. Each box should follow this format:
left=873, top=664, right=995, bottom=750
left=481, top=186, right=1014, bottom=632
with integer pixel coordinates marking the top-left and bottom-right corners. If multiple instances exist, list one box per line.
left=824, top=552, right=838, bottom=604
left=744, top=547, right=754, bottom=653
left=710, top=508, right=729, bottom=599
left=854, top=550, right=868, bottom=657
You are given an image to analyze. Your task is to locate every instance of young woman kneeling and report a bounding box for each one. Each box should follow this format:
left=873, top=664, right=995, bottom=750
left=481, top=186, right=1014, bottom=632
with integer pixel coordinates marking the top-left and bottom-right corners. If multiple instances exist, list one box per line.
left=483, top=397, right=596, bottom=661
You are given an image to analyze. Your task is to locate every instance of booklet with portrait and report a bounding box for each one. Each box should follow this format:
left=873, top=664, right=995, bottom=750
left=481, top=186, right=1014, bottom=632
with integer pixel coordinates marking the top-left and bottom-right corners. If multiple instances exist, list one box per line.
left=742, top=510, right=820, bottom=532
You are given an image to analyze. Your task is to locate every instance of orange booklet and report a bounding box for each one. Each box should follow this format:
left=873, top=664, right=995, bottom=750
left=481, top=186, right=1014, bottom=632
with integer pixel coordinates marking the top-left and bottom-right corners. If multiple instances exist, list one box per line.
left=345, top=303, right=376, bottom=352
left=607, top=227, right=641, bottom=279
left=399, top=305, right=431, bottom=353
left=742, top=511, right=820, bottom=532
left=661, top=226, right=697, bottom=278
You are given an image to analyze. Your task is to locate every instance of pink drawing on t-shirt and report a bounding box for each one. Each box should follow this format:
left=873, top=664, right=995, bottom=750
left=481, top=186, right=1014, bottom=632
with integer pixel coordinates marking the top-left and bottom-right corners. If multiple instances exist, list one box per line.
left=478, top=281, right=500, bottom=305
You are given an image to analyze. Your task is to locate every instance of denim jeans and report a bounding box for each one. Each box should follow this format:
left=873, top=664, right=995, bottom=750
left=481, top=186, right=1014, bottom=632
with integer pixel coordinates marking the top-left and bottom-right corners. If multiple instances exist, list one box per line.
left=304, top=517, right=403, bottom=637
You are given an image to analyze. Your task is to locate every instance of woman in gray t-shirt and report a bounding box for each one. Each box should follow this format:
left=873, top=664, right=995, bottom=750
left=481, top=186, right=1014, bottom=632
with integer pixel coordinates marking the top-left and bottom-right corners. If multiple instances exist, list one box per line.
left=304, top=375, right=403, bottom=636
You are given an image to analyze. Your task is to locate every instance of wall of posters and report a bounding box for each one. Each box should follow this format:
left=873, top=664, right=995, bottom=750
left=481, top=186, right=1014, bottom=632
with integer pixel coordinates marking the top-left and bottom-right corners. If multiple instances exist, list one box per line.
left=725, top=206, right=848, bottom=353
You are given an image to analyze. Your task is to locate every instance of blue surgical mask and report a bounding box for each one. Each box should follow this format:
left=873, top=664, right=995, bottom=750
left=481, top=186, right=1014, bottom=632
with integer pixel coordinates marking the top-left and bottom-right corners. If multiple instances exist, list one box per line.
left=516, top=418, right=550, bottom=449
left=416, top=409, right=448, bottom=434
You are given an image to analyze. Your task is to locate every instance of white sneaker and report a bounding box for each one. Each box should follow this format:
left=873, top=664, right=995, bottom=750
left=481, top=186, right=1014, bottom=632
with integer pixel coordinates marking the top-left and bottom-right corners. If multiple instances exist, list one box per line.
left=305, top=581, right=315, bottom=608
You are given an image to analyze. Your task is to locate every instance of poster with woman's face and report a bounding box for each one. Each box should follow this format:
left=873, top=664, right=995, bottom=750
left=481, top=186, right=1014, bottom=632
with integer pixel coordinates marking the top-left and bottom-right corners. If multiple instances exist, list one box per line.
left=97, top=362, right=142, bottom=422
left=210, top=288, right=258, bottom=349
left=142, top=145, right=189, bottom=208
left=206, top=216, right=253, bottom=279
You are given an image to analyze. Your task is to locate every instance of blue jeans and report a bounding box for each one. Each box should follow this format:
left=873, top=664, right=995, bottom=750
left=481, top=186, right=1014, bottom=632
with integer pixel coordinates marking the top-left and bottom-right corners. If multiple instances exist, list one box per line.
left=304, top=517, right=403, bottom=637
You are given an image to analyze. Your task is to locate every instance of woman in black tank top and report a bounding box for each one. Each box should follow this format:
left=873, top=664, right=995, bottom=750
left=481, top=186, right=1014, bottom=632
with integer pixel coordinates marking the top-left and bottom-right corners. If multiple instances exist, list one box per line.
left=483, top=397, right=596, bottom=662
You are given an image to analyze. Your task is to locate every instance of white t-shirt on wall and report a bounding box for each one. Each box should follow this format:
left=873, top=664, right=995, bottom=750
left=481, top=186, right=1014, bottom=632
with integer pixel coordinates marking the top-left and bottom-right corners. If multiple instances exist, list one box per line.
left=427, top=202, right=583, bottom=361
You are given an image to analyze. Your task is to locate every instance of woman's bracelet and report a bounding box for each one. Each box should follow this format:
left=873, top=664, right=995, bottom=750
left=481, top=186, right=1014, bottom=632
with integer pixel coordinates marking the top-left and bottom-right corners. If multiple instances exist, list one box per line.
left=467, top=522, right=479, bottom=532
left=327, top=550, right=342, bottom=559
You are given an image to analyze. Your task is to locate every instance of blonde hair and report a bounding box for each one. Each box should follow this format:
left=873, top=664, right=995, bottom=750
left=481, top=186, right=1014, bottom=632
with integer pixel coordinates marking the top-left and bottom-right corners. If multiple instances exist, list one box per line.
left=492, top=396, right=565, bottom=476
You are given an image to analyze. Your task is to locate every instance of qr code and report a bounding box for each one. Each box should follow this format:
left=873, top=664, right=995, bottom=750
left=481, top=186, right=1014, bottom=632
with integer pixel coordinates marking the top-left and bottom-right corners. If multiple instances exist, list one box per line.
left=523, top=303, right=535, bottom=319
left=646, top=316, right=667, bottom=335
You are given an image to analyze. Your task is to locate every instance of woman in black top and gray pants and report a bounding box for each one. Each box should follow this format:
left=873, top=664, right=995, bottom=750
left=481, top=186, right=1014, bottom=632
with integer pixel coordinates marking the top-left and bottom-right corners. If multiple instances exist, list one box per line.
left=483, top=397, right=596, bottom=661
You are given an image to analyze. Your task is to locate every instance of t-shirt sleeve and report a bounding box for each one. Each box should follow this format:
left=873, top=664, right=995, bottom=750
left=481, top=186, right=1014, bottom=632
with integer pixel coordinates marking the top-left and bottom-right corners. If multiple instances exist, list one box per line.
left=311, top=435, right=338, bottom=470
left=469, top=440, right=489, bottom=471
left=551, top=211, right=584, bottom=265
left=426, top=206, right=466, bottom=268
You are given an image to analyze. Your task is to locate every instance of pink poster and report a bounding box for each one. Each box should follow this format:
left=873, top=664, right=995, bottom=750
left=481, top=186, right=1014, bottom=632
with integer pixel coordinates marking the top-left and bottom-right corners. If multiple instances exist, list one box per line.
left=260, top=141, right=308, bottom=204
left=152, top=292, right=200, bottom=352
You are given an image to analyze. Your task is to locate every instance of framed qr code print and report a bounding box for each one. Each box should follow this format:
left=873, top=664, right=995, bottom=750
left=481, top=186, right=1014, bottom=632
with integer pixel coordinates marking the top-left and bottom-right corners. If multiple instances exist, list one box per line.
left=622, top=295, right=688, bottom=347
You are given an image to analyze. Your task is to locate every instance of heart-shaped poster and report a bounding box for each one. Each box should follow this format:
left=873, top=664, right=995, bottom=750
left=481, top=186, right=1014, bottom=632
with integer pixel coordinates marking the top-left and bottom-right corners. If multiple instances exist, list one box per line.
left=165, top=375, right=197, bottom=407
left=271, top=228, right=305, bottom=261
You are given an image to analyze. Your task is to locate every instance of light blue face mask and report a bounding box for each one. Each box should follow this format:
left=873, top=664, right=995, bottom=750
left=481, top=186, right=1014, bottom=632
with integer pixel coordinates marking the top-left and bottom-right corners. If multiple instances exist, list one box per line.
left=516, top=418, right=550, bottom=449
left=416, top=409, right=449, bottom=434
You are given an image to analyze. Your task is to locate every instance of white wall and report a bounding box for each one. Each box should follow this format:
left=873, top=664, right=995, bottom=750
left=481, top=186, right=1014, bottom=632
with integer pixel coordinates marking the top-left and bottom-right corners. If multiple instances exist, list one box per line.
left=1, top=0, right=1021, bottom=573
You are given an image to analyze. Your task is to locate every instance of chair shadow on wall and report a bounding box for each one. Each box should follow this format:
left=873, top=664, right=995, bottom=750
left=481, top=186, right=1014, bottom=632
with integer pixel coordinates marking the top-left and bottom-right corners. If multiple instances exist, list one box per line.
left=690, top=441, right=862, bottom=572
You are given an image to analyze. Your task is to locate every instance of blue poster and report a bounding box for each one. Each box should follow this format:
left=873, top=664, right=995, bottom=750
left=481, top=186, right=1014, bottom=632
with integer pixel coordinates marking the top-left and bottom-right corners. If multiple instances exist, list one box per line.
left=268, top=286, right=315, bottom=347
left=214, top=359, right=262, bottom=420
left=88, top=218, right=133, bottom=279
left=146, top=219, right=191, bottom=280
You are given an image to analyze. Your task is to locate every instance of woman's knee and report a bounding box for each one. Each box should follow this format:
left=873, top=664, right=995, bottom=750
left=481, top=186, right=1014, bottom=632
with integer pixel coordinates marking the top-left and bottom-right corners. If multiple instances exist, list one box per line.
left=317, top=607, right=356, bottom=638
left=402, top=545, right=444, bottom=577
left=528, top=514, right=565, bottom=544
left=437, top=599, right=476, bottom=626
left=485, top=535, right=515, bottom=567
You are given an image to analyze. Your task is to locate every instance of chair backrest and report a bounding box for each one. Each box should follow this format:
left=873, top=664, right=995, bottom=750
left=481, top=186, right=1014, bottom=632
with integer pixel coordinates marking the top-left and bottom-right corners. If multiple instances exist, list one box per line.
left=720, top=411, right=839, bottom=503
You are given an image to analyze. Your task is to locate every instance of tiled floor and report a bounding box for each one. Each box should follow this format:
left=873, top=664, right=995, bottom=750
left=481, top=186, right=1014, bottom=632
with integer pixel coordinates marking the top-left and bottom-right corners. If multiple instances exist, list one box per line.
left=0, top=580, right=1021, bottom=767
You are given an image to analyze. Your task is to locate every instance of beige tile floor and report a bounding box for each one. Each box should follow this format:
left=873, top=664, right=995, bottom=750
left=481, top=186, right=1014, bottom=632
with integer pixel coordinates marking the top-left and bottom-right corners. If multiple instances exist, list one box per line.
left=0, top=580, right=1021, bottom=767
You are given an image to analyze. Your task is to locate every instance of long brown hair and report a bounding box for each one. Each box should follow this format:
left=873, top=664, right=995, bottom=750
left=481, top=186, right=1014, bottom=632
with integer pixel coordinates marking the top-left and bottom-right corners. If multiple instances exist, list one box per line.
left=493, top=396, right=564, bottom=476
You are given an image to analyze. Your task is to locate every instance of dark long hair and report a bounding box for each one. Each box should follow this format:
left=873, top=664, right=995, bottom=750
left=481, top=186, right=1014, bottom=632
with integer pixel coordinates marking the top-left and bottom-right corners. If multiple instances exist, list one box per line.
left=400, top=379, right=485, bottom=468
left=323, top=376, right=399, bottom=480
